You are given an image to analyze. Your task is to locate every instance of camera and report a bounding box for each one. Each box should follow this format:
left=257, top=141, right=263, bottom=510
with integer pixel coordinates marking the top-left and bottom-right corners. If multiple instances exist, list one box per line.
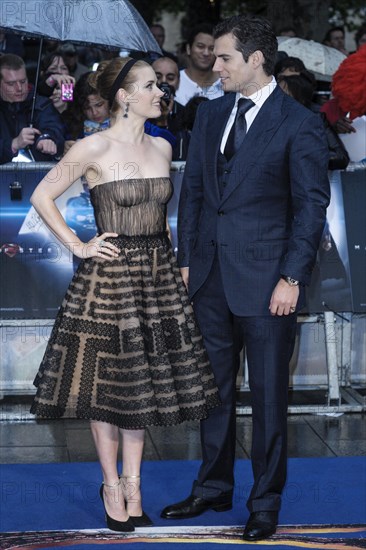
left=61, top=82, right=74, bottom=102
left=158, top=82, right=173, bottom=104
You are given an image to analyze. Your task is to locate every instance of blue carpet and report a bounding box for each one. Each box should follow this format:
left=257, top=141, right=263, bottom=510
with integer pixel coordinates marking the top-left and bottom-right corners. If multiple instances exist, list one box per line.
left=0, top=457, right=365, bottom=549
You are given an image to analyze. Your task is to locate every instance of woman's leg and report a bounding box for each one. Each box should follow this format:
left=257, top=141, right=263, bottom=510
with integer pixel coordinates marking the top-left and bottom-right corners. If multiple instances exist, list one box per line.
left=90, top=420, right=128, bottom=522
left=120, top=428, right=145, bottom=517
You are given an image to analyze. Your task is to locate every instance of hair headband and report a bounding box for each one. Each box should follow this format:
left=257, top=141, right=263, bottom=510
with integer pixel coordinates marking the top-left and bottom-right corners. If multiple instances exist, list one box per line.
left=108, top=58, right=138, bottom=107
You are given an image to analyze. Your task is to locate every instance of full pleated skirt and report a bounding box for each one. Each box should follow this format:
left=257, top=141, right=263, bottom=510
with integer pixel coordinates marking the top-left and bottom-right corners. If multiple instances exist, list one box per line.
left=30, top=233, right=220, bottom=429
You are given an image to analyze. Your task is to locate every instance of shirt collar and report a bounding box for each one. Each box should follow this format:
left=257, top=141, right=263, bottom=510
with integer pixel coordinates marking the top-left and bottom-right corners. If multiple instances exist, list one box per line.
left=235, top=75, right=277, bottom=108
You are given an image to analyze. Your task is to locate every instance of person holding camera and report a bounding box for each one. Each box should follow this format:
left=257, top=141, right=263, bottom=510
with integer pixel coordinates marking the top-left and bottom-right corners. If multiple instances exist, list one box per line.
left=38, top=52, right=76, bottom=115
left=151, top=56, right=185, bottom=136
left=0, top=54, right=65, bottom=163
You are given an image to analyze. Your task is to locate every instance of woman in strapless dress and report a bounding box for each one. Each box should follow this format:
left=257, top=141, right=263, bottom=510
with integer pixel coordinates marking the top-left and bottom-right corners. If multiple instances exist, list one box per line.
left=29, top=57, right=220, bottom=532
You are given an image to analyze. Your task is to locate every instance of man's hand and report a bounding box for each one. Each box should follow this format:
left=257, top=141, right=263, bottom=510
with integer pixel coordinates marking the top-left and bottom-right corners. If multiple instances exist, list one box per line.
left=36, top=138, right=57, bottom=155
left=180, top=267, right=189, bottom=289
left=334, top=116, right=356, bottom=134
left=269, top=278, right=299, bottom=316
left=11, top=127, right=41, bottom=151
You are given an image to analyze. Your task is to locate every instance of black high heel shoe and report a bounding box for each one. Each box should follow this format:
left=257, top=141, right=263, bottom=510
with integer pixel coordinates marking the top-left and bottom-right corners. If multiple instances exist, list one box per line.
left=121, top=475, right=153, bottom=527
left=99, top=480, right=135, bottom=532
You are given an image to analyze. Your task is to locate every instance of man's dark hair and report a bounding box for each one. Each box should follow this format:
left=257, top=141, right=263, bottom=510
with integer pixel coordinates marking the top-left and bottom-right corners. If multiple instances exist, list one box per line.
left=355, top=23, right=366, bottom=46
left=323, top=26, right=345, bottom=44
left=0, top=53, right=25, bottom=80
left=187, top=23, right=214, bottom=48
left=213, top=16, right=278, bottom=76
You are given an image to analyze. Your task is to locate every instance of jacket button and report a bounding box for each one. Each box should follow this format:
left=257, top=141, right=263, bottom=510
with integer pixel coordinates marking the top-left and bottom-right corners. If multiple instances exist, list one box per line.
left=218, top=210, right=224, bottom=216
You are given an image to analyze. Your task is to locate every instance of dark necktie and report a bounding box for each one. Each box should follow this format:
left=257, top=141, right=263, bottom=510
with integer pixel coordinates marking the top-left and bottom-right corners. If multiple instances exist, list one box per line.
left=224, top=97, right=255, bottom=160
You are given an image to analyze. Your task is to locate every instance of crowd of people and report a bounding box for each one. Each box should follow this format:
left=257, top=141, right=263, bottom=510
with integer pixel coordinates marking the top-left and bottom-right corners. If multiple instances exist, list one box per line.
left=1, top=20, right=365, bottom=167
left=0, top=14, right=365, bottom=543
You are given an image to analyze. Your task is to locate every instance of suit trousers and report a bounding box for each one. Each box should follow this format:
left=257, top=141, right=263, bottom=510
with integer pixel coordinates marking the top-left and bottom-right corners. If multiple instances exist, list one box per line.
left=191, top=255, right=297, bottom=512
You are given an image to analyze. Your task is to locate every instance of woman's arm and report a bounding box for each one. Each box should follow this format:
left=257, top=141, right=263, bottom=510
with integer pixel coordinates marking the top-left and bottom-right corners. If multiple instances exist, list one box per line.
left=30, top=137, right=119, bottom=260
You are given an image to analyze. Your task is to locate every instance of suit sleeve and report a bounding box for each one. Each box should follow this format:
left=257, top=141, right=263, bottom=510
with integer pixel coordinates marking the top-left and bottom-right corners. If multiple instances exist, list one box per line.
left=280, top=112, right=330, bottom=285
left=177, top=103, right=205, bottom=267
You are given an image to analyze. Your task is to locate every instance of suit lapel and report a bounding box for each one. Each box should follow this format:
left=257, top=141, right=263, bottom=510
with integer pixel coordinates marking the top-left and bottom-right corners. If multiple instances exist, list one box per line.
left=221, top=86, right=287, bottom=203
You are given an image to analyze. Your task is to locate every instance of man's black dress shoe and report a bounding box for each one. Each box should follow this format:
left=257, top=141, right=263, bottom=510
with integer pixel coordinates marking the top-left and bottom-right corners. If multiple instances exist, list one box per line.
left=242, top=511, right=278, bottom=541
left=161, top=495, right=232, bottom=519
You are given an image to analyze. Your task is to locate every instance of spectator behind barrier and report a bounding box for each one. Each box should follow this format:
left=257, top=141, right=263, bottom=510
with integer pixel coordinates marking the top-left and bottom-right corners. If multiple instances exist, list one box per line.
left=0, top=54, right=65, bottom=163
left=37, top=52, right=76, bottom=115
left=151, top=56, right=185, bottom=136
left=323, top=26, right=348, bottom=56
left=277, top=71, right=349, bottom=170
left=173, top=96, right=208, bottom=161
left=354, top=23, right=366, bottom=51
left=149, top=23, right=178, bottom=63
left=175, top=24, right=224, bottom=106
left=58, top=42, right=89, bottom=81
left=274, top=55, right=306, bottom=78
left=321, top=44, right=366, bottom=161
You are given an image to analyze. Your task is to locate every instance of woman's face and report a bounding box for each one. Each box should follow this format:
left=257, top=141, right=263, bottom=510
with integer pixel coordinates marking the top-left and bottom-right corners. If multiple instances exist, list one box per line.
left=47, top=55, right=69, bottom=75
left=124, top=65, right=164, bottom=119
left=84, top=94, right=109, bottom=123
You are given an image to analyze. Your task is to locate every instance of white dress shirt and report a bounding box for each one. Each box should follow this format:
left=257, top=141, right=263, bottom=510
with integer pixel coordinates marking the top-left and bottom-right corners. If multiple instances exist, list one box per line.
left=220, top=76, right=277, bottom=153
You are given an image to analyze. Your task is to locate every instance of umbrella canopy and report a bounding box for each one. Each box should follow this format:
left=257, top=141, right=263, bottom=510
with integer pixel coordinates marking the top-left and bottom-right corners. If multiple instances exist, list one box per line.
left=277, top=37, right=346, bottom=81
left=0, top=0, right=161, bottom=54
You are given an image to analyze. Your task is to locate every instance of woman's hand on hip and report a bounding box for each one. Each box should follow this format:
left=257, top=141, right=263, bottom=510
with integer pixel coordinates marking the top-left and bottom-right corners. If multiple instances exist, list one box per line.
left=73, top=232, right=120, bottom=259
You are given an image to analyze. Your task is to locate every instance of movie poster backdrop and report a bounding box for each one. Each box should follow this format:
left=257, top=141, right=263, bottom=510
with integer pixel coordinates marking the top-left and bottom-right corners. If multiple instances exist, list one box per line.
left=0, top=163, right=364, bottom=320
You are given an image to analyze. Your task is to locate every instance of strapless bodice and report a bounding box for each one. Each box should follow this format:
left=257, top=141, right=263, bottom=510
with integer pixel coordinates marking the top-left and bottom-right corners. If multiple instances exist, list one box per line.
left=89, top=177, right=172, bottom=236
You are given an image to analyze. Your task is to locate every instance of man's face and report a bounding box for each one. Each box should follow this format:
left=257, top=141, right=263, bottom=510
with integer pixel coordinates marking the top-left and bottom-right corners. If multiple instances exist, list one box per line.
left=187, top=32, right=215, bottom=71
left=150, top=25, right=165, bottom=48
left=152, top=58, right=179, bottom=92
left=329, top=30, right=345, bottom=51
left=0, top=67, right=28, bottom=103
left=213, top=33, right=256, bottom=94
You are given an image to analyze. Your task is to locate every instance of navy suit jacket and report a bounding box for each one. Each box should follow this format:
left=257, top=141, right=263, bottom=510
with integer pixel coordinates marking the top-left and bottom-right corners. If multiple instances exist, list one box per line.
left=177, top=85, right=331, bottom=316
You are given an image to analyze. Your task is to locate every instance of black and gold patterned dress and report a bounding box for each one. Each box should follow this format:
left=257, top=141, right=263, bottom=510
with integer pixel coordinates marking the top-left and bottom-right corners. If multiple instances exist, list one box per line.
left=30, top=177, right=220, bottom=429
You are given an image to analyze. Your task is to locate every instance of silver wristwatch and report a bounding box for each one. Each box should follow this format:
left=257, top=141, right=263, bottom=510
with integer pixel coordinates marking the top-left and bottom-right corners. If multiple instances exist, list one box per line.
left=281, top=275, right=300, bottom=286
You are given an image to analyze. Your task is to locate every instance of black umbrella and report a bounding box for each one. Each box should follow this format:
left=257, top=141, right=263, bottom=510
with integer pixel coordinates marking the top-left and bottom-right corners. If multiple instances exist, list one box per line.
left=0, top=0, right=161, bottom=124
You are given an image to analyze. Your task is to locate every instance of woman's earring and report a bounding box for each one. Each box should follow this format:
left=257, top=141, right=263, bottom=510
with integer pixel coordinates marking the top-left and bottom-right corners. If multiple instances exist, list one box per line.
left=123, top=102, right=129, bottom=118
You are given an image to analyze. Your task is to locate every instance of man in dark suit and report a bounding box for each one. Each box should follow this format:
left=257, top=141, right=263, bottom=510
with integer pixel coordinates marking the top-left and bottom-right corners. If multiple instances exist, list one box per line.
left=161, top=16, right=330, bottom=541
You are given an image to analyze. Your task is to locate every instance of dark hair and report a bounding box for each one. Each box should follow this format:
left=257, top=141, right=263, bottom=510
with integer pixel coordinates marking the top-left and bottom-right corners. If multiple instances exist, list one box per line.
left=274, top=55, right=306, bottom=77
left=355, top=23, right=366, bottom=46
left=0, top=53, right=25, bottom=80
left=323, top=26, right=345, bottom=44
left=150, top=23, right=164, bottom=32
left=213, top=16, right=278, bottom=76
left=187, top=23, right=214, bottom=47
left=277, top=26, right=297, bottom=36
left=41, top=51, right=67, bottom=74
left=277, top=70, right=316, bottom=108
left=182, top=96, right=208, bottom=130
left=61, top=71, right=97, bottom=139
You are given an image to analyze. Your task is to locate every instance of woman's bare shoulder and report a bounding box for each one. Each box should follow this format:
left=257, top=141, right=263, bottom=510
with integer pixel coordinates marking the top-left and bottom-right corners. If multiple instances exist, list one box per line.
left=150, top=135, right=173, bottom=161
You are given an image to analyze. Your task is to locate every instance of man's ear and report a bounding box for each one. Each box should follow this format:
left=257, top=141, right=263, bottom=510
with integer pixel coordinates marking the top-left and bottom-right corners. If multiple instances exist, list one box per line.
left=250, top=50, right=265, bottom=69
